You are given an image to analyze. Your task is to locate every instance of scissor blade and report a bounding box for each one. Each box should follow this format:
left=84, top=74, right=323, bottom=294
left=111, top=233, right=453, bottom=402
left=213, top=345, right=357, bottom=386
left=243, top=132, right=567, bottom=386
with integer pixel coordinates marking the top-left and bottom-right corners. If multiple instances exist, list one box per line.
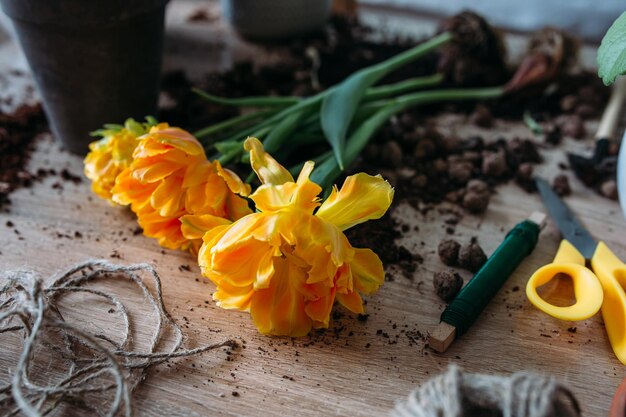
left=535, top=177, right=597, bottom=259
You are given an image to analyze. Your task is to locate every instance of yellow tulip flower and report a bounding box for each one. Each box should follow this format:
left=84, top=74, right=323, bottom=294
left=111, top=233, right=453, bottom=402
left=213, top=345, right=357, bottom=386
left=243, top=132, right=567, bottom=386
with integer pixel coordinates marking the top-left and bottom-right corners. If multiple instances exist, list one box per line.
left=112, top=125, right=251, bottom=252
left=192, top=137, right=393, bottom=336
left=83, top=119, right=149, bottom=201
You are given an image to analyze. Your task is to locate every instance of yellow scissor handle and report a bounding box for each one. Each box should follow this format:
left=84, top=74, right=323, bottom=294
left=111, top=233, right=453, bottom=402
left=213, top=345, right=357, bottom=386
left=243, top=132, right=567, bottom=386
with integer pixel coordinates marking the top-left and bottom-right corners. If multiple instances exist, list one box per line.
left=592, top=241, right=626, bottom=365
left=526, top=240, right=604, bottom=321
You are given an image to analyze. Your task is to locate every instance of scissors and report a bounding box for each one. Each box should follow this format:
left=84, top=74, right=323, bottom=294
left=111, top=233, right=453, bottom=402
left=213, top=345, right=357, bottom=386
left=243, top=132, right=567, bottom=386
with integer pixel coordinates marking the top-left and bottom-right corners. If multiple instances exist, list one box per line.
left=526, top=177, right=626, bottom=364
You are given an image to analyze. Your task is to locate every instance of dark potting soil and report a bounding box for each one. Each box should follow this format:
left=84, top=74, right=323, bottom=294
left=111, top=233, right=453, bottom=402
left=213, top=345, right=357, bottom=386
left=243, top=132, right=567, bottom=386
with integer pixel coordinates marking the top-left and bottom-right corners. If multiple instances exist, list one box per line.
left=158, top=15, right=611, bottom=282
left=433, top=269, right=463, bottom=302
left=438, top=239, right=461, bottom=267
left=0, top=103, right=48, bottom=210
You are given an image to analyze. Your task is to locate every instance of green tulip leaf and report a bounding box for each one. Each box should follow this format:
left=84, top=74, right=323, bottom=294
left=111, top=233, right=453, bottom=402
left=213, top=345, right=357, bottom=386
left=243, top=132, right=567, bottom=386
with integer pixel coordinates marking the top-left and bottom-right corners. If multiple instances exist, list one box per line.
left=320, top=32, right=453, bottom=170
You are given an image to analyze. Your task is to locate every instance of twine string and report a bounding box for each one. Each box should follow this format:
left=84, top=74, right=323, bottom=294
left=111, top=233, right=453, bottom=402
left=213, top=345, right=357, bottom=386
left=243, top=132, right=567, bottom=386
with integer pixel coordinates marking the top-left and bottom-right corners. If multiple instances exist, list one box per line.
left=393, top=365, right=581, bottom=417
left=0, top=260, right=237, bottom=417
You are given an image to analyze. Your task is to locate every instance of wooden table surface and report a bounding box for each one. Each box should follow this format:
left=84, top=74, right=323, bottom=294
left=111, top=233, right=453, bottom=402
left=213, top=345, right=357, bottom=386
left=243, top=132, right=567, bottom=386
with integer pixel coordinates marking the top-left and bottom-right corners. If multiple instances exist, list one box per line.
left=1, top=2, right=625, bottom=416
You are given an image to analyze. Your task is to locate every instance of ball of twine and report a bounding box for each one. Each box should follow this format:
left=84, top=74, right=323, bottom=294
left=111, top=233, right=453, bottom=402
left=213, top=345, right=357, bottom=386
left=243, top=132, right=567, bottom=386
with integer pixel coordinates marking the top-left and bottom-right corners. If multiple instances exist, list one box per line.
left=393, top=365, right=581, bottom=417
left=0, top=260, right=237, bottom=417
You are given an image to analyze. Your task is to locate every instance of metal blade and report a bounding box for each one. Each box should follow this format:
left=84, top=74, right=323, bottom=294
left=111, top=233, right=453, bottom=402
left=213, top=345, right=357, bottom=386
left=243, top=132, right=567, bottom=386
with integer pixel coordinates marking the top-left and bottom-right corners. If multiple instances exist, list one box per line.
left=535, top=177, right=597, bottom=259
left=619, top=129, right=626, bottom=219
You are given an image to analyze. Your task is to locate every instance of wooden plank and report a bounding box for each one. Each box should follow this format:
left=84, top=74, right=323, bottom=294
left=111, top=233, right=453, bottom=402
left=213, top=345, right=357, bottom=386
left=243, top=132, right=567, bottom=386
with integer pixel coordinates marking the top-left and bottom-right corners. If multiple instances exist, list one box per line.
left=1, top=2, right=625, bottom=416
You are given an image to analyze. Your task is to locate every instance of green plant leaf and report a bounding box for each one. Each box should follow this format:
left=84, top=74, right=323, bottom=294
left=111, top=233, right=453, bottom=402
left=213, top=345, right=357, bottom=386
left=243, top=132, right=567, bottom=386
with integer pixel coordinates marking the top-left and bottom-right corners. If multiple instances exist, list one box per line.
left=89, top=129, right=109, bottom=138
left=320, top=32, right=453, bottom=170
left=193, top=74, right=443, bottom=153
left=262, top=109, right=308, bottom=154
left=598, top=11, right=626, bottom=85
left=124, top=118, right=145, bottom=136
left=363, top=73, right=444, bottom=101
left=193, top=88, right=299, bottom=107
left=145, top=115, right=159, bottom=126
left=193, top=109, right=275, bottom=140
left=311, top=86, right=503, bottom=189
left=214, top=141, right=241, bottom=154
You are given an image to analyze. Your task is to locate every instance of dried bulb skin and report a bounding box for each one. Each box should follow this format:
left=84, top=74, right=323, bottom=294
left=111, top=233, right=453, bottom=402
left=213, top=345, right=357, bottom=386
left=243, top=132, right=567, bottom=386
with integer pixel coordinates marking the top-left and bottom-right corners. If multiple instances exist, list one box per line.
left=439, top=11, right=504, bottom=56
left=505, top=27, right=579, bottom=93
left=527, top=27, right=579, bottom=70
left=331, top=0, right=358, bottom=18
left=436, top=11, right=508, bottom=87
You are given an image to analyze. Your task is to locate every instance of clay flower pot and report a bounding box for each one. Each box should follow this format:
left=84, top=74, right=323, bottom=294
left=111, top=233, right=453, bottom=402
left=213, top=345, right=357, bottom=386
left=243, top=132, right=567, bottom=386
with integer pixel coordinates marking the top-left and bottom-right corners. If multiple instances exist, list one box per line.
left=0, top=0, right=169, bottom=154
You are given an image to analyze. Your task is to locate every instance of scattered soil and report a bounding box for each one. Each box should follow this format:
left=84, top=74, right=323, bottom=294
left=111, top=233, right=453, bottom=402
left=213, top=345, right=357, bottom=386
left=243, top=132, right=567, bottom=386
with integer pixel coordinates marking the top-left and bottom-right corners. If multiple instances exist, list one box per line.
left=515, top=162, right=535, bottom=192
left=458, top=240, right=488, bottom=273
left=552, top=174, right=571, bottom=197
left=0, top=103, right=48, bottom=210
left=555, top=114, right=586, bottom=139
left=437, top=237, right=488, bottom=273
left=433, top=270, right=463, bottom=302
left=481, top=150, right=507, bottom=177
left=344, top=212, right=418, bottom=280
left=438, top=239, right=460, bottom=266
left=600, top=179, right=618, bottom=200
left=462, top=179, right=491, bottom=214
left=469, top=104, right=494, bottom=127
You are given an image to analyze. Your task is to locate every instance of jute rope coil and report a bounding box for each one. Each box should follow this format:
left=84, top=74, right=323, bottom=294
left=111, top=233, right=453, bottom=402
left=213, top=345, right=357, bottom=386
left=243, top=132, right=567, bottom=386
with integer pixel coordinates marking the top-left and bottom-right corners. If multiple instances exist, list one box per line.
left=393, top=365, right=581, bottom=417
left=0, top=260, right=236, bottom=417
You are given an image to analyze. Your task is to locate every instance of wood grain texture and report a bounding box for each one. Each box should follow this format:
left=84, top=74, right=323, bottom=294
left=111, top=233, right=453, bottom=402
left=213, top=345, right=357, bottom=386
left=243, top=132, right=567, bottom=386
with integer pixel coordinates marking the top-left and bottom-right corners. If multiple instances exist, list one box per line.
left=1, top=2, right=625, bottom=416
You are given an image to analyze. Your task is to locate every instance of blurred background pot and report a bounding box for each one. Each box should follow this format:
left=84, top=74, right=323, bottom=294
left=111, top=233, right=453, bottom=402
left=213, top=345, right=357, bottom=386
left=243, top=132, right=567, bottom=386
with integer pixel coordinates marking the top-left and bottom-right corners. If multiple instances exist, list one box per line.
left=0, top=0, right=169, bottom=154
left=221, top=0, right=332, bottom=40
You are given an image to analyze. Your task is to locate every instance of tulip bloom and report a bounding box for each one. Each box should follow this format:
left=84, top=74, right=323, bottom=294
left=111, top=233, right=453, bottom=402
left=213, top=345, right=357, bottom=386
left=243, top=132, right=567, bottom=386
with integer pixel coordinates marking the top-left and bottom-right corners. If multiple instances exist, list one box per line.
left=192, top=137, right=393, bottom=336
left=112, top=125, right=251, bottom=252
left=84, top=119, right=151, bottom=201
